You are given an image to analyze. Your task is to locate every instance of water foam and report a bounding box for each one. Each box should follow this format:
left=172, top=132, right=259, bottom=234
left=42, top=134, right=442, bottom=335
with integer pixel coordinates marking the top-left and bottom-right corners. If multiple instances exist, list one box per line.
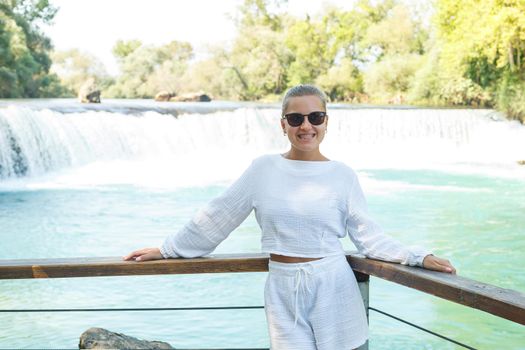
left=1, top=104, right=524, bottom=189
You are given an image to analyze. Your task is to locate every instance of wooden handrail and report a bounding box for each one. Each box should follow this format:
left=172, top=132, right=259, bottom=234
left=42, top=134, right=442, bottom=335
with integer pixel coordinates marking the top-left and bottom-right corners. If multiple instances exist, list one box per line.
left=348, top=256, right=525, bottom=326
left=0, top=252, right=523, bottom=326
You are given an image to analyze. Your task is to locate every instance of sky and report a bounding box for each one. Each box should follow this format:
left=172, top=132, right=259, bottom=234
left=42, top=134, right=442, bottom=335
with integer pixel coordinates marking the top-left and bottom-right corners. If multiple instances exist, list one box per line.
left=44, top=0, right=354, bottom=75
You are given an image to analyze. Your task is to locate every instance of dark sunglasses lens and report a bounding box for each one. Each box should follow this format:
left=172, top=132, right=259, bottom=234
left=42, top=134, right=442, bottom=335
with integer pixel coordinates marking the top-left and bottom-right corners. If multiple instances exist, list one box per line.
left=308, top=112, right=326, bottom=125
left=285, top=112, right=326, bottom=126
left=286, top=114, right=304, bottom=127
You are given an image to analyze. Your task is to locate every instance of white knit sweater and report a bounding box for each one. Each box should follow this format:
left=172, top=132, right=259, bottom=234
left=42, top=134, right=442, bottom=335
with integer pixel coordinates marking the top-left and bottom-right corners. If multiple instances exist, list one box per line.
left=160, top=154, right=431, bottom=266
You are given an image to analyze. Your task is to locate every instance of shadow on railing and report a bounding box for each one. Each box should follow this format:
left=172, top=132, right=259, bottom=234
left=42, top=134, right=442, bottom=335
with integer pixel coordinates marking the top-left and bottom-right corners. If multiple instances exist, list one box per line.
left=0, top=252, right=524, bottom=350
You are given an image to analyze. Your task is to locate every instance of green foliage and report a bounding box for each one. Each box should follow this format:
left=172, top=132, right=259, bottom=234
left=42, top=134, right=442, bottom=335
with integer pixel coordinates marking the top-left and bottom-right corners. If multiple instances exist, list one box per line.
left=4, top=0, right=524, bottom=122
left=435, top=0, right=525, bottom=79
left=321, top=7, right=367, bottom=63
left=407, top=46, right=441, bottom=104
left=180, top=50, right=241, bottom=100
left=496, top=73, right=525, bottom=122
left=316, top=57, right=363, bottom=101
left=348, top=2, right=429, bottom=103
left=464, top=56, right=502, bottom=89
left=7, top=0, right=57, bottom=24
left=176, top=0, right=293, bottom=101
left=285, top=18, right=335, bottom=86
left=112, top=39, right=141, bottom=60
left=36, top=72, right=64, bottom=97
left=51, top=49, right=112, bottom=96
left=429, top=0, right=525, bottom=118
left=230, top=24, right=292, bottom=99
left=0, top=0, right=60, bottom=97
left=107, top=40, right=193, bottom=98
left=363, top=4, right=419, bottom=56
left=364, top=53, right=424, bottom=102
left=235, top=0, right=286, bottom=31
left=438, top=77, right=492, bottom=107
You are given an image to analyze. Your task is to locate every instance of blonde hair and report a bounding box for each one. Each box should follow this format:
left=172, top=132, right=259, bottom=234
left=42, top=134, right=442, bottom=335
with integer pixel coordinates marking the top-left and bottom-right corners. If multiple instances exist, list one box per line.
left=281, top=84, right=328, bottom=116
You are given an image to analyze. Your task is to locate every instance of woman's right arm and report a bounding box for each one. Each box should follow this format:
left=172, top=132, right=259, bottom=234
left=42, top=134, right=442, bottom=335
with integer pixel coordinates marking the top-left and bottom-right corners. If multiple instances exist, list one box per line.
left=123, top=160, right=257, bottom=262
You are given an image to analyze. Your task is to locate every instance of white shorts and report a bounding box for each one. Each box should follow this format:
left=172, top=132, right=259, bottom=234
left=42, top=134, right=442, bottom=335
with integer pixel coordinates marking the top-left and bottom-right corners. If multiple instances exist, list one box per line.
left=264, top=254, right=368, bottom=350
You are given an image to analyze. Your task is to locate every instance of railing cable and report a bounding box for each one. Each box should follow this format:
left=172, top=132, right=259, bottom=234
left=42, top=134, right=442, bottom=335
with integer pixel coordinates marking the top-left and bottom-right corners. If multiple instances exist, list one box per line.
left=1, top=305, right=480, bottom=349
left=369, top=306, right=478, bottom=350
left=0, top=348, right=268, bottom=350
left=0, top=306, right=264, bottom=313
left=1, top=305, right=478, bottom=349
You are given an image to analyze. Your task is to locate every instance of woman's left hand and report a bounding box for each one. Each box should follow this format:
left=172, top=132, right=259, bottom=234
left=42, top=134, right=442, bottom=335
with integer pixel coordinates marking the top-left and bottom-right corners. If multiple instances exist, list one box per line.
left=423, top=255, right=456, bottom=274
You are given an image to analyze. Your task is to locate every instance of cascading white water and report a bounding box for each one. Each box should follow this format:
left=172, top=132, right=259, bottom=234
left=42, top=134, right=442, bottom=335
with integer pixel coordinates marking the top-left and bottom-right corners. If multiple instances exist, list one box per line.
left=1, top=104, right=524, bottom=187
left=323, top=108, right=525, bottom=168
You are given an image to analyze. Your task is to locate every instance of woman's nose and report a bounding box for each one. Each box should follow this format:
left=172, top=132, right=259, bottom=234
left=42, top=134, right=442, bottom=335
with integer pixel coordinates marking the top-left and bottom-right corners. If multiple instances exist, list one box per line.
left=299, top=117, right=312, bottom=129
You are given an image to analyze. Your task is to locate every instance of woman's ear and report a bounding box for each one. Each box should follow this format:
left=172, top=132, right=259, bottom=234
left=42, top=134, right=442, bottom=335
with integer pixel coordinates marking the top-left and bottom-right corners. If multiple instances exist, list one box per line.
left=280, top=118, right=286, bottom=131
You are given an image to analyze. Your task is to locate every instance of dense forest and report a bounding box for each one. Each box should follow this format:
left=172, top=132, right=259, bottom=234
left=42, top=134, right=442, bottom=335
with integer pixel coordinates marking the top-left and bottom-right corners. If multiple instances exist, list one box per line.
left=1, top=0, right=524, bottom=122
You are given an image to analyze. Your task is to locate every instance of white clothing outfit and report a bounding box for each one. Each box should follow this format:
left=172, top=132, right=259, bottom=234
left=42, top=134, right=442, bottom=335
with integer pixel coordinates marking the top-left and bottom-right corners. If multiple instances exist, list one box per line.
left=266, top=255, right=368, bottom=350
left=160, top=154, right=431, bottom=349
left=160, top=154, right=430, bottom=264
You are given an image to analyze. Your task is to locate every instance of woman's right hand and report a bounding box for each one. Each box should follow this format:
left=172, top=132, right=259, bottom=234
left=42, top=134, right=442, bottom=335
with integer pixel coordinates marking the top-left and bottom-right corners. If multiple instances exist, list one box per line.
left=123, top=247, right=163, bottom=262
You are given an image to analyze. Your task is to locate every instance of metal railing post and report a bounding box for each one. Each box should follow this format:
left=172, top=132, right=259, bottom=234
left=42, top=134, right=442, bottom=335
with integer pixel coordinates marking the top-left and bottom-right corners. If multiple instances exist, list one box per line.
left=355, top=271, right=370, bottom=350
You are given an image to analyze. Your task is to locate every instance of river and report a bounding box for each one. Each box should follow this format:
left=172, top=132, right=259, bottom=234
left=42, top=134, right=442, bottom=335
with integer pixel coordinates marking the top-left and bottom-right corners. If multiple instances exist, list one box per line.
left=0, top=99, right=524, bottom=349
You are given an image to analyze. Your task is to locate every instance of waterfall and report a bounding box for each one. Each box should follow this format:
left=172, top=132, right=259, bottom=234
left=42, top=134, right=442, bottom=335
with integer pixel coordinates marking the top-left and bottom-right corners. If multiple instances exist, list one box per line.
left=323, top=108, right=525, bottom=168
left=1, top=103, right=524, bottom=187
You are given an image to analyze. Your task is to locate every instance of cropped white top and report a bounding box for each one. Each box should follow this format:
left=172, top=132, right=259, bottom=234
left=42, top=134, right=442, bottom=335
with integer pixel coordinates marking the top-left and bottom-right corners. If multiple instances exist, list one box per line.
left=160, top=154, right=430, bottom=266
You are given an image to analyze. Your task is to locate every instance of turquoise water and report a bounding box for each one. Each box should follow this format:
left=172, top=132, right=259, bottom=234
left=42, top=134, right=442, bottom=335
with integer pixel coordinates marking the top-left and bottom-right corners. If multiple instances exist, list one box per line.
left=1, top=169, right=524, bottom=349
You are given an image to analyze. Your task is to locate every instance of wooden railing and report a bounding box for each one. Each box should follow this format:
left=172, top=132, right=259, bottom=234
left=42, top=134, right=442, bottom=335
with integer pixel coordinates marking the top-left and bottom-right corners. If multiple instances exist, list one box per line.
left=1, top=252, right=523, bottom=326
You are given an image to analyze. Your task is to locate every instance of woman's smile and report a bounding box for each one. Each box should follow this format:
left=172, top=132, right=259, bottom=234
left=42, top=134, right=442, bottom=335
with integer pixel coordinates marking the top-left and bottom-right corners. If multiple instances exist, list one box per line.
left=297, top=132, right=316, bottom=141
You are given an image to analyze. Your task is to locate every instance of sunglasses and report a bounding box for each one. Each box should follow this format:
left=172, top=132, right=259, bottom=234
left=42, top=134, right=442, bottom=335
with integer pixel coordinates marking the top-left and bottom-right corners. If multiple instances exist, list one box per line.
left=282, top=111, right=327, bottom=127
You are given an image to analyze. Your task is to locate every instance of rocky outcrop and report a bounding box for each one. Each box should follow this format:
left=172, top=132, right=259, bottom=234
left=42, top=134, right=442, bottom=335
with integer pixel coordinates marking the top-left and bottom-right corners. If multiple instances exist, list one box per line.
left=79, top=327, right=174, bottom=349
left=155, top=91, right=176, bottom=102
left=78, top=78, right=101, bottom=103
left=171, top=92, right=211, bottom=102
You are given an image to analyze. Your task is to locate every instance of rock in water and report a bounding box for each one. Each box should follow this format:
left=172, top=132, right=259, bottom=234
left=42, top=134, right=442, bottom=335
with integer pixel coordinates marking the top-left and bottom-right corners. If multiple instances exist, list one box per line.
left=171, top=92, right=211, bottom=102
left=78, top=78, right=101, bottom=103
left=79, top=327, right=174, bottom=349
left=155, top=91, right=176, bottom=101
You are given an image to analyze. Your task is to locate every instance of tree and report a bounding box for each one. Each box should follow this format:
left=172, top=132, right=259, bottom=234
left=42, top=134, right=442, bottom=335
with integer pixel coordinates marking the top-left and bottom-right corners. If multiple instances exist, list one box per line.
left=285, top=17, right=335, bottom=86
left=316, top=57, right=363, bottom=101
left=180, top=48, right=241, bottom=100
left=355, top=2, right=429, bottom=102
left=3, top=0, right=57, bottom=24
left=235, top=0, right=286, bottom=31
left=364, top=53, right=424, bottom=102
left=214, top=0, right=293, bottom=100
left=51, top=49, right=112, bottom=96
left=230, top=24, right=292, bottom=99
left=112, top=39, right=141, bottom=61
left=363, top=4, right=426, bottom=57
left=432, top=0, right=525, bottom=117
left=435, top=0, right=525, bottom=83
left=0, top=0, right=62, bottom=97
left=284, top=0, right=427, bottom=102
left=108, top=40, right=193, bottom=98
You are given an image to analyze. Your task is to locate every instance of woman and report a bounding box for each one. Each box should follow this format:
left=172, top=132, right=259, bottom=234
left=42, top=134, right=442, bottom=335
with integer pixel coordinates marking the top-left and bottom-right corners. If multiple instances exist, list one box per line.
left=124, top=84, right=456, bottom=350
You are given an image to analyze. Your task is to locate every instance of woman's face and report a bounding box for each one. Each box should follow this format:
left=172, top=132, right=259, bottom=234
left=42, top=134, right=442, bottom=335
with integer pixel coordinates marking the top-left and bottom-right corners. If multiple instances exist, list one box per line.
left=281, top=95, right=328, bottom=155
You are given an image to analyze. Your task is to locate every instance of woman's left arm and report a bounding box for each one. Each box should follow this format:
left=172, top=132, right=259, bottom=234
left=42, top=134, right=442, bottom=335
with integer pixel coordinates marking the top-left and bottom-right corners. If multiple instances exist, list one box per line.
left=346, top=174, right=456, bottom=274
